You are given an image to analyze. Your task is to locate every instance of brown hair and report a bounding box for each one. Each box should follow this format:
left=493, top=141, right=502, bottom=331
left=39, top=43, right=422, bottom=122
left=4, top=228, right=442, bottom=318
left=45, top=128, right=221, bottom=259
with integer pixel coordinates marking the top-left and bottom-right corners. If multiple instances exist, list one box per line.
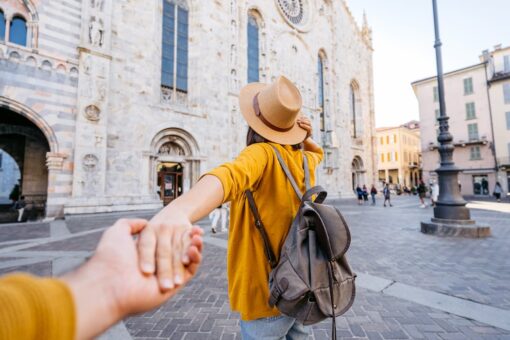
left=246, top=127, right=303, bottom=150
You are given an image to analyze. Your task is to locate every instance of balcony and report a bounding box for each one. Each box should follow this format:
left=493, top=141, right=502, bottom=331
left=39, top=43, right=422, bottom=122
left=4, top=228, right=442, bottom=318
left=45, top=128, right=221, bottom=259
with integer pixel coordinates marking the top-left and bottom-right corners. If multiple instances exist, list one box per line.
left=497, top=157, right=510, bottom=168
left=428, top=136, right=489, bottom=150
left=489, top=71, right=510, bottom=83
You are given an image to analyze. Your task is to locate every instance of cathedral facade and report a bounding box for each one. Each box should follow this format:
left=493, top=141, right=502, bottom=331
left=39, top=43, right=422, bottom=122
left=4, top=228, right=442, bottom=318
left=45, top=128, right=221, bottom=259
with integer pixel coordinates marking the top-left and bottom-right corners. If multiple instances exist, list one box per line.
left=0, top=0, right=376, bottom=218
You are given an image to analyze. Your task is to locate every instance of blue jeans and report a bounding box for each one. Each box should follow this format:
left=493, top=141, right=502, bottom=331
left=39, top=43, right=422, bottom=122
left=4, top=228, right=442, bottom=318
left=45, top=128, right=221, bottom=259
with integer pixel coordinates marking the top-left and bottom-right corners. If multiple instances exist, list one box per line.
left=240, top=315, right=310, bottom=340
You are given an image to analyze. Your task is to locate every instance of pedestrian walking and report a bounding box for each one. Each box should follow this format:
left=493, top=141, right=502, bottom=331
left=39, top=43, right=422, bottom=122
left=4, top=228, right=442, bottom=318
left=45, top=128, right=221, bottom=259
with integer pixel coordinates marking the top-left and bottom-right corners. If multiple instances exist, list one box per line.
left=14, top=196, right=26, bottom=222
left=383, top=183, right=392, bottom=207
left=362, top=185, right=369, bottom=203
left=355, top=185, right=363, bottom=205
left=430, top=181, right=439, bottom=207
left=493, top=182, right=503, bottom=202
left=209, top=204, right=227, bottom=233
left=417, top=180, right=427, bottom=208
left=370, top=184, right=377, bottom=205
left=137, top=76, right=323, bottom=339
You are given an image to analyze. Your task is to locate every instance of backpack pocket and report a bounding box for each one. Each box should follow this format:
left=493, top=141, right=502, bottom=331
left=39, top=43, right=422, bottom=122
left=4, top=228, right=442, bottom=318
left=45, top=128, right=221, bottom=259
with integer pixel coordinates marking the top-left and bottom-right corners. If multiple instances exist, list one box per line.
left=314, top=275, right=356, bottom=317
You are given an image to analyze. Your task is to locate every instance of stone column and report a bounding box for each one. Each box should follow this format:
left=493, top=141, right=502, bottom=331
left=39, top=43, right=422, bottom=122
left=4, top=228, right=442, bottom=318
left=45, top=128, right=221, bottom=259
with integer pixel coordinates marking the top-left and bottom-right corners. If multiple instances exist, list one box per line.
left=45, top=152, right=67, bottom=219
left=68, top=0, right=113, bottom=210
left=5, top=19, right=10, bottom=42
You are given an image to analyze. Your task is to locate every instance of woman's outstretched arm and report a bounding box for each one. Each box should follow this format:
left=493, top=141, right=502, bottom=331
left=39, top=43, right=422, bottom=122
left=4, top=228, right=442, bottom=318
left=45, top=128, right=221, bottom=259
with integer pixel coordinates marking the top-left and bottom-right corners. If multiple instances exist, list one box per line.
left=137, top=175, right=223, bottom=292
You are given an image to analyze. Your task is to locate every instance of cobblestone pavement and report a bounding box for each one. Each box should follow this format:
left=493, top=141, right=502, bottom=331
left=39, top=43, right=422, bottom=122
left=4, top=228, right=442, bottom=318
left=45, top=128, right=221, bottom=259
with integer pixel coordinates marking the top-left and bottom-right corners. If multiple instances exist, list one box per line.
left=0, top=196, right=509, bottom=339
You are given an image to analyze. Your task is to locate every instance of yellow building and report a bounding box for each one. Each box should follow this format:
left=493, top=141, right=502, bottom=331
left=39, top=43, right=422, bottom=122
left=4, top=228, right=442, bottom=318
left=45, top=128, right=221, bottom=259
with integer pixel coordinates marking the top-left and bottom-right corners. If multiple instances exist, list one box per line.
left=376, top=121, right=421, bottom=187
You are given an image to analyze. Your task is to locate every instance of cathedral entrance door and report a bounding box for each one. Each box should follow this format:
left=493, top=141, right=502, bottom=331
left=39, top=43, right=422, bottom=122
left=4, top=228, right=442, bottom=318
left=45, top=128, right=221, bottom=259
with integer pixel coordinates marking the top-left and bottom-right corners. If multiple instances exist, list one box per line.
left=157, top=163, right=183, bottom=205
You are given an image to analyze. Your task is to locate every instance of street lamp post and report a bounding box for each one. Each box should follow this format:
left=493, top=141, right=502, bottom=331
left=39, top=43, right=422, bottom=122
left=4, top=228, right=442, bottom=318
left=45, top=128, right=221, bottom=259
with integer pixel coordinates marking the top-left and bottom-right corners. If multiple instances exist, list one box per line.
left=420, top=0, right=490, bottom=237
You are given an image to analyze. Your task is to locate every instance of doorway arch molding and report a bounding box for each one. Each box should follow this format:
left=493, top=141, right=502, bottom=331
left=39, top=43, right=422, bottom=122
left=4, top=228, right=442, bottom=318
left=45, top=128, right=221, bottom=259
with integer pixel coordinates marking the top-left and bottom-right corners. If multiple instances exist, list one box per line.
left=0, top=96, right=58, bottom=153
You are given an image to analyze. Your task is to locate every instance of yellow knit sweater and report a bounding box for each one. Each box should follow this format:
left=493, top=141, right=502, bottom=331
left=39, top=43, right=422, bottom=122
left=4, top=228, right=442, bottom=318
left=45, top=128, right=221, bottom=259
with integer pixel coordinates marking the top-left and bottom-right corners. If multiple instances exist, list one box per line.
left=0, top=274, right=75, bottom=339
left=207, top=142, right=323, bottom=321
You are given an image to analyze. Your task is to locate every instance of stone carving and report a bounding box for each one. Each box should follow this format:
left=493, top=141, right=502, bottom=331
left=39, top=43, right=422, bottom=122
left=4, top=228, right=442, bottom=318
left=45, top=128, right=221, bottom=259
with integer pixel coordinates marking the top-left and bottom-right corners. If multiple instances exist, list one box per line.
left=83, top=56, right=92, bottom=75
left=84, top=105, right=101, bottom=121
left=158, top=142, right=185, bottom=156
left=91, top=0, right=105, bottom=11
left=83, top=154, right=99, bottom=171
left=89, top=17, right=104, bottom=47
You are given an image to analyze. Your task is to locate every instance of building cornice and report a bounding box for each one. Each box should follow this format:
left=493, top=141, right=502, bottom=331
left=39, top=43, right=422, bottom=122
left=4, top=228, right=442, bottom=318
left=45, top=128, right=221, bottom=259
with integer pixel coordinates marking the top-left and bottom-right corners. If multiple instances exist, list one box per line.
left=411, top=62, right=487, bottom=87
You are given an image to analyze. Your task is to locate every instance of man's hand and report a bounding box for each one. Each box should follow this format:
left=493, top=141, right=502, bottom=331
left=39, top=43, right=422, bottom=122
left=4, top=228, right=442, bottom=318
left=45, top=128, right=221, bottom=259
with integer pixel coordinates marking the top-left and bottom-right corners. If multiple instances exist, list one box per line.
left=62, top=219, right=203, bottom=339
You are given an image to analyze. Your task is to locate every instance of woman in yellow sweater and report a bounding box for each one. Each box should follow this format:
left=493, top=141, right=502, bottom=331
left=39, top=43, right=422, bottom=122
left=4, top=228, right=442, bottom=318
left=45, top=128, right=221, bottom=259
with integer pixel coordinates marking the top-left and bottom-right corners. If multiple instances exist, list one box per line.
left=139, top=76, right=323, bottom=339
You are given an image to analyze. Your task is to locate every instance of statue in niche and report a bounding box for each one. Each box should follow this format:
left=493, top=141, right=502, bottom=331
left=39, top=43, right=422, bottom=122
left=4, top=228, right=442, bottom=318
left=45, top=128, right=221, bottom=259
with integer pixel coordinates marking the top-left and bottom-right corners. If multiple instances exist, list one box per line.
left=158, top=142, right=185, bottom=156
left=84, top=105, right=100, bottom=121
left=89, top=17, right=104, bottom=47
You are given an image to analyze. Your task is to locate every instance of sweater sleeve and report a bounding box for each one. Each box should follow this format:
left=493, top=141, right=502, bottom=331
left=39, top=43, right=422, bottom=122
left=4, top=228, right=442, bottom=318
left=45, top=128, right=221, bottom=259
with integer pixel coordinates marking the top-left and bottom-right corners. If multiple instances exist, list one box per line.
left=206, top=143, right=270, bottom=202
left=304, top=147, right=324, bottom=169
left=0, top=274, right=75, bottom=340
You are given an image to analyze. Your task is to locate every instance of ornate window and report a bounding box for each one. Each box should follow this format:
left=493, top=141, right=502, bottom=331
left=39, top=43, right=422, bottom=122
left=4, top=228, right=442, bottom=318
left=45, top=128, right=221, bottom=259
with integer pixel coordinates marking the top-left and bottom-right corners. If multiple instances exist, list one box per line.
left=318, top=54, right=325, bottom=131
left=9, top=16, right=27, bottom=46
left=350, top=81, right=363, bottom=138
left=161, top=0, right=189, bottom=93
left=247, top=12, right=260, bottom=83
left=0, top=10, right=5, bottom=41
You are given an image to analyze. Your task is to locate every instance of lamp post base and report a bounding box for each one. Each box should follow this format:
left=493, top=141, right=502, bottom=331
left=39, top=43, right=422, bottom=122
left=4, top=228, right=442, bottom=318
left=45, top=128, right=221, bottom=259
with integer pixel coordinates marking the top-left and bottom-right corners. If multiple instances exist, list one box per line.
left=421, top=218, right=491, bottom=238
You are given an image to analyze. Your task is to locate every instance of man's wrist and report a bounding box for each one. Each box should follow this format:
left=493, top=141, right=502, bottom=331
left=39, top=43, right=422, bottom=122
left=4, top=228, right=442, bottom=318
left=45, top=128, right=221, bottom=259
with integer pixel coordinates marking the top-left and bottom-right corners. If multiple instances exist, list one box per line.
left=62, top=258, right=122, bottom=339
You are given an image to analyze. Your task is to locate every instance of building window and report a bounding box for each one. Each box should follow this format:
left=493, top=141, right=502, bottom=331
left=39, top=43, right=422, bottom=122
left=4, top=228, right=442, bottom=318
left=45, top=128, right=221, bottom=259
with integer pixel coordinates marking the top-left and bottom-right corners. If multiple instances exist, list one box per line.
left=435, top=109, right=440, bottom=125
left=470, top=146, right=481, bottom=160
left=467, top=123, right=479, bottom=141
left=247, top=13, right=259, bottom=83
left=161, top=0, right=189, bottom=92
left=506, top=112, right=510, bottom=130
left=395, top=152, right=398, bottom=161
left=318, top=54, right=325, bottom=131
left=380, top=136, right=384, bottom=145
left=463, top=77, right=473, bottom=95
left=504, top=55, right=510, bottom=73
left=380, top=153, right=384, bottom=162
left=465, top=102, right=476, bottom=120
left=0, top=10, right=5, bottom=42
left=10, top=16, right=27, bottom=46
left=433, top=86, right=438, bottom=102
left=387, top=152, right=391, bottom=162
left=386, top=136, right=389, bottom=144
left=504, top=83, right=510, bottom=104
left=350, top=84, right=356, bottom=137
left=394, top=134, right=397, bottom=144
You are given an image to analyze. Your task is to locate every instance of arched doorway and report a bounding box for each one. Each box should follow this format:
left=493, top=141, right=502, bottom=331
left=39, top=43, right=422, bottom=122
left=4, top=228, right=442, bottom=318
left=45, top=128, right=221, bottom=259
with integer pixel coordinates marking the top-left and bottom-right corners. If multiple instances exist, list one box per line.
left=150, top=128, right=200, bottom=206
left=0, top=107, right=50, bottom=222
left=351, top=156, right=365, bottom=191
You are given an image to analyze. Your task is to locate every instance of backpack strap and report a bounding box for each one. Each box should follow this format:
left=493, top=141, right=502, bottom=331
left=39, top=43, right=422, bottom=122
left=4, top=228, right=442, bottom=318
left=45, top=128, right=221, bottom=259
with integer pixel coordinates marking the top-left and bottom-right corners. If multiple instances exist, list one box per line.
left=303, top=151, right=311, bottom=191
left=270, top=145, right=302, bottom=200
left=245, top=190, right=278, bottom=269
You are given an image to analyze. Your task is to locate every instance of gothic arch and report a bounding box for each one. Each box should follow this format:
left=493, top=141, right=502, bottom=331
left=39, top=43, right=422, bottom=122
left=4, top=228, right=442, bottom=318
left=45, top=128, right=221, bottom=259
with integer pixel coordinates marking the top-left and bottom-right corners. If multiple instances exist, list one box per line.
left=0, top=96, right=58, bottom=152
left=150, top=127, right=199, bottom=157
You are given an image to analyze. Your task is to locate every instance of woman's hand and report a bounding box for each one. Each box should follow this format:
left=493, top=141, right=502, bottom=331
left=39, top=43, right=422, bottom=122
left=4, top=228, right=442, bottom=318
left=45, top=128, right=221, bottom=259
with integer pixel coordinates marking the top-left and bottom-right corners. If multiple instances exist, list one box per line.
left=137, top=211, right=200, bottom=291
left=297, top=116, right=313, bottom=139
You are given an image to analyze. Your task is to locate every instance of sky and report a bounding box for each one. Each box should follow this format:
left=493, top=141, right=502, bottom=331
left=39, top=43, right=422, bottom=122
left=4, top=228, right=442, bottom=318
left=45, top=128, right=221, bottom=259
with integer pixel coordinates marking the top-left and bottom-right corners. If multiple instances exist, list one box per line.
left=347, top=0, right=510, bottom=128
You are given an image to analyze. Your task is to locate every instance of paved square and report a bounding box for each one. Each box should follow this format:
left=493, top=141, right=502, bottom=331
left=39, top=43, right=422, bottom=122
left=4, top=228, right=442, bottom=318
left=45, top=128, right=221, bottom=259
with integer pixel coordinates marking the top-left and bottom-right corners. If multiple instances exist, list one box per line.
left=0, top=196, right=509, bottom=339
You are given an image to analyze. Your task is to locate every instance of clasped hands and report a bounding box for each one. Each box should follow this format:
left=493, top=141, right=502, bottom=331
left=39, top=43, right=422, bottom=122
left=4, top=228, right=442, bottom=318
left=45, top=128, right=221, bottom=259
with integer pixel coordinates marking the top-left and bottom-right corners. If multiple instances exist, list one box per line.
left=63, top=216, right=203, bottom=339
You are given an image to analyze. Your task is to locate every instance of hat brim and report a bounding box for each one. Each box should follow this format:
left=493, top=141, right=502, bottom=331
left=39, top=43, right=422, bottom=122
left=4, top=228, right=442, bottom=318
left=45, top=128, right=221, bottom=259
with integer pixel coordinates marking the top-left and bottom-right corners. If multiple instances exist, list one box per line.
left=239, top=83, right=308, bottom=145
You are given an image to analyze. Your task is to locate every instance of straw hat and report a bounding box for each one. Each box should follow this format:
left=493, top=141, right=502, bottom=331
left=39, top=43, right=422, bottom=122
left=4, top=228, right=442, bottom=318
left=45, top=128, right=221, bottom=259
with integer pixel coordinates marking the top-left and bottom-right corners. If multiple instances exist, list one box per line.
left=239, top=76, right=307, bottom=145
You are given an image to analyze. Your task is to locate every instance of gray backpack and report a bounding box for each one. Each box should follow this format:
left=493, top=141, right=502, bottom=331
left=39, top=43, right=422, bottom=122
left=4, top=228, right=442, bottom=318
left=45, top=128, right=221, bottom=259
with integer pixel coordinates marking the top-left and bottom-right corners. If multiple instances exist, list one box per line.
left=246, top=145, right=356, bottom=339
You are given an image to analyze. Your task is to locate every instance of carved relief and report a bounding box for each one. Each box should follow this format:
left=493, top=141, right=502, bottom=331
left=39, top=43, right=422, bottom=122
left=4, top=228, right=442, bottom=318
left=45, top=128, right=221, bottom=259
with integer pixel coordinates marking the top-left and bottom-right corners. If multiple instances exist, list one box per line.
left=158, top=142, right=185, bottom=156
left=91, top=0, right=105, bottom=11
left=83, top=154, right=99, bottom=171
left=84, top=105, right=101, bottom=121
